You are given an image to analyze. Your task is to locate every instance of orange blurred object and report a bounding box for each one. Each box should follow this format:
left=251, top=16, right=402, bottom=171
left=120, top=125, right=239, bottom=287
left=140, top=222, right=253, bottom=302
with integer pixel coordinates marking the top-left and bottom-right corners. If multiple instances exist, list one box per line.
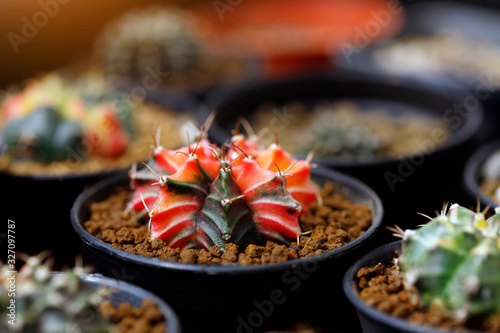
left=192, top=0, right=405, bottom=76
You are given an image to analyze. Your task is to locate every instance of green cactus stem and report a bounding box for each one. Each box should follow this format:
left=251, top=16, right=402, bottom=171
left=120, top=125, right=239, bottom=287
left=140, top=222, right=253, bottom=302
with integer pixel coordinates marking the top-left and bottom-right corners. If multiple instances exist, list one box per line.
left=394, top=204, right=500, bottom=321
left=0, top=253, right=113, bottom=332
left=196, top=160, right=255, bottom=251
left=3, top=106, right=82, bottom=163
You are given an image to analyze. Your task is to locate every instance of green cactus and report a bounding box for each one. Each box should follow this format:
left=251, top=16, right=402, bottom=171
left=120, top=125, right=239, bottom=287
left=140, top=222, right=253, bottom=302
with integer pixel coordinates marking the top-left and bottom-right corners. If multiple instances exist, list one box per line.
left=3, top=107, right=82, bottom=163
left=93, top=6, right=203, bottom=80
left=295, top=118, right=385, bottom=159
left=196, top=159, right=255, bottom=250
left=395, top=204, right=500, bottom=321
left=0, top=253, right=114, bottom=332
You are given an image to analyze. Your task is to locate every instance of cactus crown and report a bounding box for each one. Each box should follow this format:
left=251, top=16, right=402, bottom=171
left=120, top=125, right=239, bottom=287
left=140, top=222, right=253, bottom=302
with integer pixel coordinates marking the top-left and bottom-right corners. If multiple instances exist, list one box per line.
left=393, top=204, right=500, bottom=321
left=0, top=253, right=114, bottom=332
left=127, top=117, right=319, bottom=253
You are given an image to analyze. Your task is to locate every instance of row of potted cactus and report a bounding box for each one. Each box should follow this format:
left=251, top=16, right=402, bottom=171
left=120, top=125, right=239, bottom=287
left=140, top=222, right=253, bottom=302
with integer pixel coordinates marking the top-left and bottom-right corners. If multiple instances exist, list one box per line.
left=2, top=72, right=499, bottom=332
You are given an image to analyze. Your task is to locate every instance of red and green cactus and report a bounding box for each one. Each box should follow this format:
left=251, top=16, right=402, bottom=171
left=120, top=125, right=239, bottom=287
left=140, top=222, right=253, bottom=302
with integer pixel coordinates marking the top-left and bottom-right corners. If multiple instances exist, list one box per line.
left=127, top=119, right=319, bottom=252
left=1, top=73, right=133, bottom=162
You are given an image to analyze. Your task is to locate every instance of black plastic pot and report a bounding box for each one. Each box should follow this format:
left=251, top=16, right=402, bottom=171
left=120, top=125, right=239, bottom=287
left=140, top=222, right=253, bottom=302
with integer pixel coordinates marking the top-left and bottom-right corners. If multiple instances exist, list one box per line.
left=336, top=1, right=500, bottom=144
left=343, top=241, right=487, bottom=333
left=202, top=72, right=483, bottom=243
left=0, top=86, right=197, bottom=267
left=71, top=166, right=383, bottom=333
left=463, top=138, right=500, bottom=209
left=71, top=273, right=181, bottom=333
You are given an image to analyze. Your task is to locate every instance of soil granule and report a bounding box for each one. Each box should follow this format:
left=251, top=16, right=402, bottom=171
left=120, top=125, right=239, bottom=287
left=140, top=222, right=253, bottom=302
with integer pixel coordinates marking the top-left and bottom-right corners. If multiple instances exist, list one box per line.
left=84, top=181, right=373, bottom=265
left=100, top=298, right=166, bottom=333
left=355, top=259, right=500, bottom=332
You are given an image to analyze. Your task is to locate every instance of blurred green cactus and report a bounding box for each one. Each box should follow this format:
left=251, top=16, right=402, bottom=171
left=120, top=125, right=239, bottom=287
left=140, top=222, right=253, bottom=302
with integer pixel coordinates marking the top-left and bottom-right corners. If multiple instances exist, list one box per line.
left=3, top=107, right=82, bottom=163
left=0, top=253, right=114, bottom=332
left=295, top=117, right=385, bottom=158
left=395, top=204, right=500, bottom=321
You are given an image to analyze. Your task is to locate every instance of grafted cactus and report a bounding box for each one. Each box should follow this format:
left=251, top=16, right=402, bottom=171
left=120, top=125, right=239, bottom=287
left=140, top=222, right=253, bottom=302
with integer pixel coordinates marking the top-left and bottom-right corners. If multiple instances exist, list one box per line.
left=127, top=118, right=319, bottom=252
left=1, top=73, right=133, bottom=163
left=231, top=155, right=301, bottom=244
left=393, top=204, right=500, bottom=321
left=196, top=159, right=254, bottom=250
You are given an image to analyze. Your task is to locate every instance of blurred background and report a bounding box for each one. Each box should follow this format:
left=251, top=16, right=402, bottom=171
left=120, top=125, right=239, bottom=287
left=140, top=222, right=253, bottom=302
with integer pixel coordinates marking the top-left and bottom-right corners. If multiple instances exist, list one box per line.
left=1, top=0, right=499, bottom=88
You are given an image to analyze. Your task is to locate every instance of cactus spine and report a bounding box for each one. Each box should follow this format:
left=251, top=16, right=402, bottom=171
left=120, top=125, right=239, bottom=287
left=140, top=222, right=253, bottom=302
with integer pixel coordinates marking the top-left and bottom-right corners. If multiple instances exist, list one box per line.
left=395, top=204, right=500, bottom=321
left=0, top=253, right=113, bottom=332
left=127, top=118, right=319, bottom=252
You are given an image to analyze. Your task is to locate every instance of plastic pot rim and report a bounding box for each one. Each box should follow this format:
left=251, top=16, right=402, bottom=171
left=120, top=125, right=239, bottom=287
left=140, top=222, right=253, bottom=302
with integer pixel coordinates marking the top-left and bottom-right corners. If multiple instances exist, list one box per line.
left=48, top=272, right=182, bottom=333
left=463, top=138, right=500, bottom=209
left=71, top=165, right=384, bottom=276
left=342, top=240, right=489, bottom=333
left=202, top=72, right=484, bottom=170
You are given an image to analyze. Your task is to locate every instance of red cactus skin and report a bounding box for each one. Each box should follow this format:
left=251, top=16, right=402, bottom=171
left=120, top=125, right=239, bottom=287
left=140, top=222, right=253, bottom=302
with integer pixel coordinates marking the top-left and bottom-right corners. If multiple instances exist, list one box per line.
left=153, top=145, right=187, bottom=174
left=150, top=155, right=212, bottom=249
left=129, top=182, right=159, bottom=220
left=188, top=138, right=220, bottom=180
left=154, top=138, right=219, bottom=179
left=1, top=94, right=23, bottom=122
left=127, top=158, right=168, bottom=220
left=253, top=143, right=319, bottom=214
left=228, top=134, right=260, bottom=163
left=85, top=108, right=129, bottom=158
left=126, top=116, right=321, bottom=251
left=129, top=138, right=219, bottom=220
left=231, top=156, right=301, bottom=244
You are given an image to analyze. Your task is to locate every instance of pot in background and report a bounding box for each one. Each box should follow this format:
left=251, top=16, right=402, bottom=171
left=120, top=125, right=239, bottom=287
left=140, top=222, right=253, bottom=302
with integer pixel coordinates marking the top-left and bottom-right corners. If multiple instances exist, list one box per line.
left=75, top=273, right=181, bottom=333
left=191, top=0, right=404, bottom=78
left=202, top=72, right=484, bottom=244
left=71, top=166, right=383, bottom=333
left=335, top=1, right=500, bottom=145
left=0, top=84, right=198, bottom=267
left=463, top=138, right=500, bottom=209
left=343, top=241, right=487, bottom=333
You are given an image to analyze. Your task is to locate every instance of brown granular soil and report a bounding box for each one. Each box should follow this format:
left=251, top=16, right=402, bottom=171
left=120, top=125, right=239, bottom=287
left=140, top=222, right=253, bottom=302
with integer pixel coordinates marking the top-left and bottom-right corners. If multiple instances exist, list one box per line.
left=100, top=298, right=166, bottom=333
left=480, top=179, right=500, bottom=204
left=84, top=181, right=373, bottom=265
left=0, top=103, right=190, bottom=177
left=355, top=259, right=500, bottom=332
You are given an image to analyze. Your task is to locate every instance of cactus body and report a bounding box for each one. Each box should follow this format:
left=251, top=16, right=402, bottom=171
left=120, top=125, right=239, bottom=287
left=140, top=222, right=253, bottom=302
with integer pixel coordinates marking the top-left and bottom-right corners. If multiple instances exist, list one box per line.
left=128, top=119, right=318, bottom=252
left=3, top=107, right=82, bottom=162
left=397, top=204, right=500, bottom=320
left=150, top=155, right=212, bottom=248
left=253, top=143, right=318, bottom=214
left=0, top=254, right=113, bottom=332
left=196, top=161, right=255, bottom=250
left=232, top=157, right=301, bottom=244
left=1, top=73, right=134, bottom=163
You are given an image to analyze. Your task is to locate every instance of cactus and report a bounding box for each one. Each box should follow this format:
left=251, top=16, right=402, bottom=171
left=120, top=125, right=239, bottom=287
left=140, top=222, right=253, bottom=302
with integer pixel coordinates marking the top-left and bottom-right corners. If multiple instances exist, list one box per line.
left=393, top=204, right=500, bottom=321
left=294, top=109, right=385, bottom=159
left=127, top=118, right=318, bottom=252
left=3, top=106, right=82, bottom=163
left=92, top=6, right=203, bottom=81
left=0, top=253, right=113, bottom=332
left=1, top=73, right=133, bottom=163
